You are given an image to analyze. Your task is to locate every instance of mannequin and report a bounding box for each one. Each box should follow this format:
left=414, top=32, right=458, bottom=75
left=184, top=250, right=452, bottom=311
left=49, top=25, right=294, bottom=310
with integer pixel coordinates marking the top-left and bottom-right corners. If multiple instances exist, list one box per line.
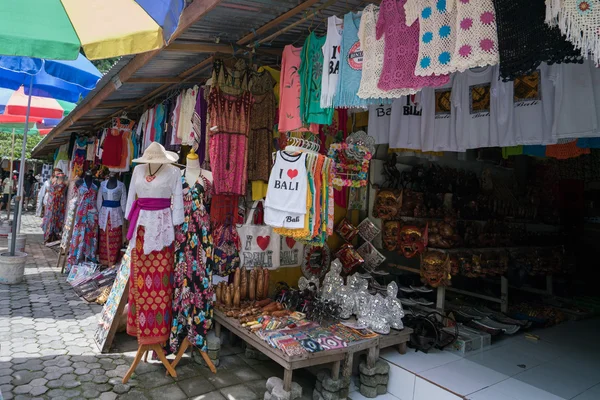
left=185, top=148, right=213, bottom=186
left=84, top=170, right=94, bottom=188
left=107, top=172, right=118, bottom=189
left=97, top=172, right=126, bottom=267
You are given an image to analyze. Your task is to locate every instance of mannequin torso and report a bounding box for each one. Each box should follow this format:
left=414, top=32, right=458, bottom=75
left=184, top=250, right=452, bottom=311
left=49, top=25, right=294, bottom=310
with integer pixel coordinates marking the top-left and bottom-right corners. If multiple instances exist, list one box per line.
left=107, top=173, right=118, bottom=190
left=185, top=156, right=213, bottom=187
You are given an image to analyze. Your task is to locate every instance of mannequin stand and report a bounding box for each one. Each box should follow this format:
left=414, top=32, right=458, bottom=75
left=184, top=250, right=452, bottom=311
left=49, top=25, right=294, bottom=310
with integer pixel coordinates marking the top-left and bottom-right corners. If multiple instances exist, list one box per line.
left=170, top=338, right=217, bottom=374
left=122, top=343, right=177, bottom=384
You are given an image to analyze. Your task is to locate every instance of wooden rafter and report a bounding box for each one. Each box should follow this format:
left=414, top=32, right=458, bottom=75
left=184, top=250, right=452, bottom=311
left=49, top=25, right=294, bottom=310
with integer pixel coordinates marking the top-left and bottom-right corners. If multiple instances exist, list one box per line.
left=236, top=0, right=321, bottom=45
left=164, top=43, right=235, bottom=53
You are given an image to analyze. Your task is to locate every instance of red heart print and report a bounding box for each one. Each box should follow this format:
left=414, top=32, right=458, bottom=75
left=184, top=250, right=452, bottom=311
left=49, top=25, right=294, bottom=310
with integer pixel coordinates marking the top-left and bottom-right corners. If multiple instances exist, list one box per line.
left=256, top=236, right=270, bottom=251
left=287, top=169, right=298, bottom=179
left=285, top=237, right=296, bottom=249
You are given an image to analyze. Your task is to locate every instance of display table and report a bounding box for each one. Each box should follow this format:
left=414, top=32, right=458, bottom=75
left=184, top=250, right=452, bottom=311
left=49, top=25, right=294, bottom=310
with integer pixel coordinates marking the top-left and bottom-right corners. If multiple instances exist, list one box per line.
left=214, top=309, right=412, bottom=391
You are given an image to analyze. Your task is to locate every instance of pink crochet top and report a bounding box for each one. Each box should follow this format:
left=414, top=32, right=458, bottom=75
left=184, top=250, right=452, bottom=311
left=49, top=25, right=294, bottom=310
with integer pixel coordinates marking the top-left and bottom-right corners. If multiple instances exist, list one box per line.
left=376, top=0, right=449, bottom=91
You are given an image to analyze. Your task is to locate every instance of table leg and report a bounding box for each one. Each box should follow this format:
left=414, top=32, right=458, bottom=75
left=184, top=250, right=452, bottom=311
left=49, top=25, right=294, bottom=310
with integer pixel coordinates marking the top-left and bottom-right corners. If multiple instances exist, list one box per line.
left=342, top=353, right=353, bottom=378
left=283, top=368, right=293, bottom=392
left=367, top=346, right=380, bottom=368
left=398, top=342, right=407, bottom=355
left=215, top=321, right=221, bottom=338
left=331, top=360, right=341, bottom=380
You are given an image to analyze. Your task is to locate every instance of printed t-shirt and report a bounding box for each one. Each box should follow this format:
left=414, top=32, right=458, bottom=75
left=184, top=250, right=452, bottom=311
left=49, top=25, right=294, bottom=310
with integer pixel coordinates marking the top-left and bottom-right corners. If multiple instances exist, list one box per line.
left=550, top=60, right=598, bottom=140
left=265, top=151, right=308, bottom=228
left=417, top=75, right=458, bottom=151
left=367, top=104, right=392, bottom=144
left=452, top=65, right=500, bottom=150
left=300, top=32, right=333, bottom=125
left=495, top=63, right=555, bottom=145
left=320, top=16, right=343, bottom=108
left=389, top=96, right=422, bottom=150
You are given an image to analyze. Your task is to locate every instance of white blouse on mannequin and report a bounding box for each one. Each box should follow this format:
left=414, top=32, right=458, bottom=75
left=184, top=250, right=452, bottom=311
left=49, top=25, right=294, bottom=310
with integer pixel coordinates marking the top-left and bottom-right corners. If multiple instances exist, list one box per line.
left=125, top=163, right=184, bottom=254
left=97, top=180, right=127, bottom=230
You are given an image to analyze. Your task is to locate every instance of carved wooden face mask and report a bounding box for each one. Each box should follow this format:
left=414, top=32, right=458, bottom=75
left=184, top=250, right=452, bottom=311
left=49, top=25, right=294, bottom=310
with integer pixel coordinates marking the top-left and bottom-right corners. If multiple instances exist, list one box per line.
left=398, top=224, right=428, bottom=258
left=383, top=221, right=400, bottom=251
left=373, top=190, right=400, bottom=220
left=420, top=250, right=451, bottom=288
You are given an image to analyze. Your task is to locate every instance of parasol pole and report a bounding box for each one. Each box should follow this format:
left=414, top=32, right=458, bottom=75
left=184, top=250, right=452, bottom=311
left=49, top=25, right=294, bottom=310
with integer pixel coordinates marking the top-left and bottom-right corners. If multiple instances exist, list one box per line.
left=7, top=128, right=15, bottom=220
left=10, top=77, right=33, bottom=255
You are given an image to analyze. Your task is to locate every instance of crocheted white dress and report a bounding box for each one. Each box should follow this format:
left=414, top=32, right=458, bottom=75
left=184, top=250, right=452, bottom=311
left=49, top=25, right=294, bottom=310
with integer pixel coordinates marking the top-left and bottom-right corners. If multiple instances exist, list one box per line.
left=546, top=0, right=600, bottom=66
left=357, top=4, right=419, bottom=99
left=405, top=0, right=457, bottom=76
left=452, top=0, right=499, bottom=71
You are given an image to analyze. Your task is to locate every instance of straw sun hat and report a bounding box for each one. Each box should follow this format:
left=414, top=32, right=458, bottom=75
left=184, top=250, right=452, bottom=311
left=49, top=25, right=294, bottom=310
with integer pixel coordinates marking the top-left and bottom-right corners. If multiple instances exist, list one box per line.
left=133, top=142, right=179, bottom=164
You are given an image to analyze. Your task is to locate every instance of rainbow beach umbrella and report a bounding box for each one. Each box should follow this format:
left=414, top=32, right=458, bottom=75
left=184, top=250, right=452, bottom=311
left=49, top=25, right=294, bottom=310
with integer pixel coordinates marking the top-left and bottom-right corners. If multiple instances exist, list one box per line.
left=0, top=0, right=185, bottom=60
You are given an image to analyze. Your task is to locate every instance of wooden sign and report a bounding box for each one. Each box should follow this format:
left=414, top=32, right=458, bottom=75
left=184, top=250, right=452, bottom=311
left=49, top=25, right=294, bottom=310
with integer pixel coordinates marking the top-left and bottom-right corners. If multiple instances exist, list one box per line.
left=94, top=248, right=131, bottom=353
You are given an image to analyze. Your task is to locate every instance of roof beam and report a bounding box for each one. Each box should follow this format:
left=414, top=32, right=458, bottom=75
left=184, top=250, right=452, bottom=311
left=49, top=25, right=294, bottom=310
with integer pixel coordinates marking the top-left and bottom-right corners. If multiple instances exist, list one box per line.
left=33, top=0, right=225, bottom=158
left=236, top=0, right=321, bottom=45
left=164, top=42, right=234, bottom=53
left=95, top=101, right=139, bottom=109
left=127, top=77, right=185, bottom=84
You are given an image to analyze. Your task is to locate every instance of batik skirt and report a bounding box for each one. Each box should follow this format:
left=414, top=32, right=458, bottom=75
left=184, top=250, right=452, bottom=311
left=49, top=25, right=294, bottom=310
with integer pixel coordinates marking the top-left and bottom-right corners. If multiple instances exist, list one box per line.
left=127, top=226, right=174, bottom=345
left=99, top=215, right=123, bottom=267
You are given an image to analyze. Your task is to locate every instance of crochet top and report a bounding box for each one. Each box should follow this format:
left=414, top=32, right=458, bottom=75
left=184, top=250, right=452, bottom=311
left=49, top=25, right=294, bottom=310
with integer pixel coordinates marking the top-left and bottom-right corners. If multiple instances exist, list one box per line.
left=546, top=0, right=600, bottom=66
left=377, top=0, right=449, bottom=90
left=405, top=0, right=457, bottom=76
left=357, top=4, right=416, bottom=99
left=452, top=0, right=499, bottom=72
left=493, top=0, right=582, bottom=81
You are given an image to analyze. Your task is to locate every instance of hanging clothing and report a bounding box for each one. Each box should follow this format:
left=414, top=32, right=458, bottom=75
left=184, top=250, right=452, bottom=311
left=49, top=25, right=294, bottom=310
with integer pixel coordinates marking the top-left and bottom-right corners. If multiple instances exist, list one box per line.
left=208, top=87, right=253, bottom=195
left=367, top=104, right=392, bottom=145
left=258, top=66, right=281, bottom=102
left=389, top=96, right=423, bottom=150
left=452, top=65, right=501, bottom=150
left=97, top=180, right=127, bottom=266
left=66, top=182, right=99, bottom=272
left=492, top=0, right=582, bottom=81
left=300, top=32, right=334, bottom=124
left=550, top=61, right=598, bottom=140
left=70, top=137, right=88, bottom=179
left=127, top=225, right=174, bottom=345
left=59, top=190, right=79, bottom=251
left=41, top=181, right=67, bottom=242
left=546, top=0, right=600, bottom=66
left=177, top=86, right=199, bottom=145
left=334, top=12, right=370, bottom=109
left=452, top=0, right=499, bottom=72
left=170, top=175, right=214, bottom=353
left=358, top=5, right=413, bottom=100
left=405, top=0, right=457, bottom=76
left=279, top=45, right=319, bottom=133
left=494, top=63, right=555, bottom=146
left=377, top=0, right=449, bottom=91
left=320, top=16, right=344, bottom=108
left=125, top=163, right=185, bottom=255
left=193, top=88, right=208, bottom=164
left=417, top=76, right=460, bottom=151
left=265, top=151, right=308, bottom=228
left=248, top=72, right=277, bottom=183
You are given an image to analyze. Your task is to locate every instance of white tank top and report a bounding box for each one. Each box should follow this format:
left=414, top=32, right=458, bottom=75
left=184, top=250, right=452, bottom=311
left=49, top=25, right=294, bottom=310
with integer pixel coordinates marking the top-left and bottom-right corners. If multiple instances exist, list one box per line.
left=265, top=151, right=308, bottom=214
left=320, top=15, right=344, bottom=108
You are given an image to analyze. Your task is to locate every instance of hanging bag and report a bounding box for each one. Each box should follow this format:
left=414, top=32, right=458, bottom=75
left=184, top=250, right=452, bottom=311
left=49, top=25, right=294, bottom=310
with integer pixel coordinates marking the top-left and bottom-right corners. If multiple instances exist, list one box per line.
left=237, top=200, right=281, bottom=270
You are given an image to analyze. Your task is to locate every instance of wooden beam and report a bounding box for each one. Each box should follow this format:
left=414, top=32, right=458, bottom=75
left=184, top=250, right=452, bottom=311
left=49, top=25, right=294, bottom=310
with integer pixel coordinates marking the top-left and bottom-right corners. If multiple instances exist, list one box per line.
left=32, top=0, right=225, bottom=158
left=164, top=42, right=234, bottom=53
left=255, top=0, right=337, bottom=47
left=126, top=77, right=184, bottom=84
left=236, top=0, right=321, bottom=45
left=95, top=101, right=138, bottom=109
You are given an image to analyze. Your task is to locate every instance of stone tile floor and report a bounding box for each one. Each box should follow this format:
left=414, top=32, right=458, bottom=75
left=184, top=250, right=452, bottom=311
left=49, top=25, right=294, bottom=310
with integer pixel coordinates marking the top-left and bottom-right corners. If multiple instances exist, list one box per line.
left=0, top=214, right=315, bottom=400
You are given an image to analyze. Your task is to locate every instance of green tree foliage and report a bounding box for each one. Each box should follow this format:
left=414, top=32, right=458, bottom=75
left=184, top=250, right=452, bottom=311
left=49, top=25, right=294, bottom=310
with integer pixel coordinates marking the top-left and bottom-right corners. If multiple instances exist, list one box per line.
left=0, top=132, right=43, bottom=160
left=92, top=57, right=119, bottom=74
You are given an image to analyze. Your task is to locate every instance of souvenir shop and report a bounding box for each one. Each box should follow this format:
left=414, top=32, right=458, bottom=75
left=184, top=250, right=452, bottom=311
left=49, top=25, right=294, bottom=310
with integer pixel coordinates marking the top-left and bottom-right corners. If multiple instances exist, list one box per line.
left=35, top=1, right=600, bottom=399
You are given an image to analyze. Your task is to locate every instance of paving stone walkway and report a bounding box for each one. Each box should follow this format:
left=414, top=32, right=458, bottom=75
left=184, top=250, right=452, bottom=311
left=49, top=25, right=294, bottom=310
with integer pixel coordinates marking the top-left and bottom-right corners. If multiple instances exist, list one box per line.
left=0, top=214, right=314, bottom=400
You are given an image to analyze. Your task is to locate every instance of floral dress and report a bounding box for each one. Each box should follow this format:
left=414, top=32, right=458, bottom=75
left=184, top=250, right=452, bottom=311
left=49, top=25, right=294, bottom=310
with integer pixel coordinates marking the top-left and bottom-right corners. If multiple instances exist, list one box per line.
left=170, top=175, right=214, bottom=353
left=41, top=181, right=67, bottom=242
left=66, top=182, right=99, bottom=273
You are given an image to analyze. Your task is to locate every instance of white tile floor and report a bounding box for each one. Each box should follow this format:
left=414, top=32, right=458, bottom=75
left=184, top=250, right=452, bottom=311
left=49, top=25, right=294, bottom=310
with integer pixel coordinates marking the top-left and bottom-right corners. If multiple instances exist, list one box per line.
left=379, top=318, right=600, bottom=400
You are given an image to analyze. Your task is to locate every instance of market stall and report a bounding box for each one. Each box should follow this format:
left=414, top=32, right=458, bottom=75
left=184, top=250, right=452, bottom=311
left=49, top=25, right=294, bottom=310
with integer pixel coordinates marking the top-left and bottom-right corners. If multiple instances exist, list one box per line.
left=29, top=1, right=600, bottom=399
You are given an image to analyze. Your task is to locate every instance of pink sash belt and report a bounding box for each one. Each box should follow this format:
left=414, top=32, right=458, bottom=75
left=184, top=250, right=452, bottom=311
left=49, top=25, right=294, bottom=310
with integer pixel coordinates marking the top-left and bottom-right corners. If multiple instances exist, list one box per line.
left=126, top=198, right=171, bottom=240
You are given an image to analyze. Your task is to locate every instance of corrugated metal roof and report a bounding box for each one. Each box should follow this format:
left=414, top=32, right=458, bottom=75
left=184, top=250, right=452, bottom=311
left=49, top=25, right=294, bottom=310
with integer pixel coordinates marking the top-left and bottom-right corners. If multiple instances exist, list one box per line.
left=33, top=0, right=369, bottom=158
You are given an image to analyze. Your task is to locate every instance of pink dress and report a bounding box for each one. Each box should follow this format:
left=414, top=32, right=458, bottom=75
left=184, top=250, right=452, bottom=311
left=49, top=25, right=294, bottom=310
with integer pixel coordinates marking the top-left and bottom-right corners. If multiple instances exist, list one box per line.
left=208, top=88, right=253, bottom=195
left=376, top=0, right=449, bottom=91
left=278, top=45, right=318, bottom=133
